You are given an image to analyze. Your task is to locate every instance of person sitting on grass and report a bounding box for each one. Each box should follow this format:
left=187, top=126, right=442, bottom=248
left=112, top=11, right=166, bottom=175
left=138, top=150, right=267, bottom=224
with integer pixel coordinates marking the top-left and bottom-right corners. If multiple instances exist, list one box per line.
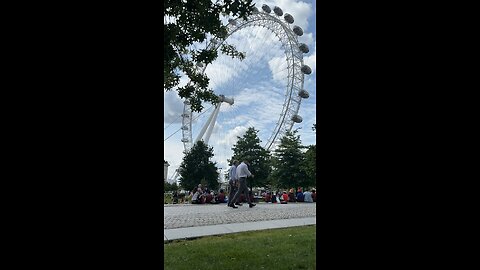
left=271, top=191, right=277, bottom=203
left=275, top=190, right=282, bottom=204
left=303, top=190, right=313, bottom=203
left=197, top=184, right=207, bottom=204
left=209, top=191, right=220, bottom=204
left=217, top=189, right=226, bottom=203
left=264, top=191, right=272, bottom=203
left=281, top=191, right=289, bottom=204
left=191, top=188, right=201, bottom=204
left=205, top=191, right=213, bottom=204
left=296, top=187, right=305, bottom=202
left=288, top=188, right=296, bottom=202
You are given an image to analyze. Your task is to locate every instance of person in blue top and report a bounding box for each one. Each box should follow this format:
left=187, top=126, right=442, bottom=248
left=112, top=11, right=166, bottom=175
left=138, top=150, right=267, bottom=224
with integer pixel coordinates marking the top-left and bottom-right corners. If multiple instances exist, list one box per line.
left=303, top=190, right=313, bottom=203
left=296, top=187, right=304, bottom=202
left=227, top=160, right=240, bottom=206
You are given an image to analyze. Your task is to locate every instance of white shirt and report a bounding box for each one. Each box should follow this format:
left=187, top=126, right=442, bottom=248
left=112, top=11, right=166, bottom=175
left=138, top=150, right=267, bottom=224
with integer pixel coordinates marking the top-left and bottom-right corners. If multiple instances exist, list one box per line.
left=236, top=162, right=252, bottom=179
left=229, top=165, right=237, bottom=180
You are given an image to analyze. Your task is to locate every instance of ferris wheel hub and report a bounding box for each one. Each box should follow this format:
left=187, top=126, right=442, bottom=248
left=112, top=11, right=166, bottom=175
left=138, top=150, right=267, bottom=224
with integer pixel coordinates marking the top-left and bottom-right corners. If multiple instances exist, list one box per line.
left=218, top=94, right=234, bottom=105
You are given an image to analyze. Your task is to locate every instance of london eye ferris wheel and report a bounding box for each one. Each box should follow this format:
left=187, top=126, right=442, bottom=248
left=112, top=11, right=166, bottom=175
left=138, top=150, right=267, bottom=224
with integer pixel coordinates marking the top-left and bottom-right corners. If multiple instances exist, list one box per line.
left=166, top=3, right=314, bottom=182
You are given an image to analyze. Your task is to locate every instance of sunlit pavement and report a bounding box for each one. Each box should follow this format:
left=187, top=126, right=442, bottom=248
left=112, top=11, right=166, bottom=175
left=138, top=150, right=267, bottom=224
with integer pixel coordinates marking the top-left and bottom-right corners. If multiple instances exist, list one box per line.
left=164, top=203, right=316, bottom=241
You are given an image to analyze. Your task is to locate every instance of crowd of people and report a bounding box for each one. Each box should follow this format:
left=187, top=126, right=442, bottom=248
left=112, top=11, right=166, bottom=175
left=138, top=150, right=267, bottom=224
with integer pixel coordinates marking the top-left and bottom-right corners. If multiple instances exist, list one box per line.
left=167, top=159, right=316, bottom=206
left=262, top=187, right=317, bottom=204
left=189, top=184, right=227, bottom=204
left=168, top=185, right=316, bottom=205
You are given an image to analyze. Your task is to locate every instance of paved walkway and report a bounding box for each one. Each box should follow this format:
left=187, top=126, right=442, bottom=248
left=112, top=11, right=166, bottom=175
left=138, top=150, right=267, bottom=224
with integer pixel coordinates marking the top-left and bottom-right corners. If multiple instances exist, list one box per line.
left=164, top=202, right=316, bottom=242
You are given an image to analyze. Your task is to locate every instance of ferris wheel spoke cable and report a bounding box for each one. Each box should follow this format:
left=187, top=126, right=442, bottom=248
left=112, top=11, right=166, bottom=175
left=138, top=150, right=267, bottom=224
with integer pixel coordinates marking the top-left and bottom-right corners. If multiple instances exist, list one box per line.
left=223, top=25, right=270, bottom=72
left=211, top=36, right=286, bottom=139
left=164, top=104, right=214, bottom=142
left=241, top=38, right=286, bottom=82
left=164, top=114, right=183, bottom=131
left=181, top=6, right=312, bottom=153
left=238, top=29, right=279, bottom=69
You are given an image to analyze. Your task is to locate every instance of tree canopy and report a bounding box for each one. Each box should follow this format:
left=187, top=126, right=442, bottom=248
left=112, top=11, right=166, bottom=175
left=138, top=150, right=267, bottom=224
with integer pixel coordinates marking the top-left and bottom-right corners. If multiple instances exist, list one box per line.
left=302, top=145, right=316, bottom=188
left=164, top=0, right=255, bottom=112
left=270, top=130, right=307, bottom=189
left=178, top=140, right=219, bottom=191
left=229, top=127, right=271, bottom=189
left=164, top=181, right=179, bottom=192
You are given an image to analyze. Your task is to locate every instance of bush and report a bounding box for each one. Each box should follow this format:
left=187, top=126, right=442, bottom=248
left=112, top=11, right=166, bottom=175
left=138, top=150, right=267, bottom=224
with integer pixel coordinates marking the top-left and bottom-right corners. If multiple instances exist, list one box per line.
left=164, top=193, right=173, bottom=204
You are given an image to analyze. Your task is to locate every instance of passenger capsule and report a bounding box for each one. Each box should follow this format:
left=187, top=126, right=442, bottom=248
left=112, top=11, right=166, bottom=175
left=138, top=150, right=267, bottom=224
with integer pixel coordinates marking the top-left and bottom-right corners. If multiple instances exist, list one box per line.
left=293, top=25, right=303, bottom=36
left=301, top=65, right=312, bottom=75
left=262, top=4, right=271, bottom=13
left=298, top=89, right=309, bottom=98
left=284, top=13, right=294, bottom=24
left=196, top=62, right=204, bottom=68
left=184, top=100, right=190, bottom=105
left=273, top=6, right=283, bottom=16
left=252, top=6, right=259, bottom=13
left=291, top=115, right=303, bottom=123
left=299, top=43, right=309, bottom=53
left=181, top=126, right=189, bottom=130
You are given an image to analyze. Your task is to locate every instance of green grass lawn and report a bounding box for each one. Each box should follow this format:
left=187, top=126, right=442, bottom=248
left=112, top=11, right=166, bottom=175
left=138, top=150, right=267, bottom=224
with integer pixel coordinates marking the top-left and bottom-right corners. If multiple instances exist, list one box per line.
left=164, top=225, right=316, bottom=270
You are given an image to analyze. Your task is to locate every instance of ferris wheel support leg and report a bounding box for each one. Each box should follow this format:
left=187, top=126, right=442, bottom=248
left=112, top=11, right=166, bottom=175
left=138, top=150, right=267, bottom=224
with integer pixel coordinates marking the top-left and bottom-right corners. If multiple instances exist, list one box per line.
left=168, top=169, right=179, bottom=184
left=204, top=104, right=222, bottom=145
left=194, top=104, right=221, bottom=145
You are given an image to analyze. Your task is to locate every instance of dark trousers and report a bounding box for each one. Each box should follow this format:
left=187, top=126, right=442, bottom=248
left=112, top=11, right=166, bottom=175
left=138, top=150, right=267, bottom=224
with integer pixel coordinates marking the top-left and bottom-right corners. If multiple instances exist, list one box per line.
left=228, top=179, right=238, bottom=204
left=230, top=177, right=251, bottom=205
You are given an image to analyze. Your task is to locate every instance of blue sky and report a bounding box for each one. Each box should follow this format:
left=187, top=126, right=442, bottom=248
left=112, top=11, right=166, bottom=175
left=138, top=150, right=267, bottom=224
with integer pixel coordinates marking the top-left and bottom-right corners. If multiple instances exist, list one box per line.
left=164, top=0, right=316, bottom=183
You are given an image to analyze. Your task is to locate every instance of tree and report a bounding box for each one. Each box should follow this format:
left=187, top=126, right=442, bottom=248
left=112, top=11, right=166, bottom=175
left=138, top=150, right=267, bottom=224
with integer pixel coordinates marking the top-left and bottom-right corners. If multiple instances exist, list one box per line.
left=164, top=0, right=255, bottom=112
left=270, top=130, right=307, bottom=189
left=178, top=140, right=219, bottom=191
left=229, top=127, right=271, bottom=189
left=302, top=145, right=316, bottom=188
left=164, top=181, right=179, bottom=192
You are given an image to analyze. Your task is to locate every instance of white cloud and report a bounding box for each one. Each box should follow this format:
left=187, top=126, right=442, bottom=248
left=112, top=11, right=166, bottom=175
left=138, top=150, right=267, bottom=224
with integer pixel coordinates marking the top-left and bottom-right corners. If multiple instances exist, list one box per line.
left=164, top=90, right=185, bottom=125
left=164, top=0, right=316, bottom=183
left=268, top=56, right=289, bottom=84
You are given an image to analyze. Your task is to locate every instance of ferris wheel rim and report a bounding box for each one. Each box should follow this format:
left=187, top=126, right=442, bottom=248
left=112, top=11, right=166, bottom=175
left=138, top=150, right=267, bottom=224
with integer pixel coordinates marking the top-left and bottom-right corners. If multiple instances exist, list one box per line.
left=181, top=4, right=311, bottom=152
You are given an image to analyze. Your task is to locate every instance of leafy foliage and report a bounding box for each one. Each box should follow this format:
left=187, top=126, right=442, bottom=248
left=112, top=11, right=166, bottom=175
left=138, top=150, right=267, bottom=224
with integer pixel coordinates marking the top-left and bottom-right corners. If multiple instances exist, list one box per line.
left=230, top=127, right=271, bottom=189
left=270, top=130, right=307, bottom=189
left=302, top=145, right=316, bottom=188
left=178, top=140, right=219, bottom=191
left=164, top=0, right=255, bottom=112
left=164, top=181, right=179, bottom=192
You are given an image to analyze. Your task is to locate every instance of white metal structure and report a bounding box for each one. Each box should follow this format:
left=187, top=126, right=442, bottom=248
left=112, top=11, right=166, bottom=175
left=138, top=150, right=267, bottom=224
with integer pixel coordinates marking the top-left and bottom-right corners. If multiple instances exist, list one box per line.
left=181, top=4, right=311, bottom=152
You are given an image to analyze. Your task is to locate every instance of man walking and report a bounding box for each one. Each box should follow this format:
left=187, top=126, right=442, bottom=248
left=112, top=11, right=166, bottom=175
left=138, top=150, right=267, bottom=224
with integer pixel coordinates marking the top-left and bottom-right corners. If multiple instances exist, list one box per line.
left=227, top=160, right=240, bottom=206
left=229, top=159, right=256, bottom=209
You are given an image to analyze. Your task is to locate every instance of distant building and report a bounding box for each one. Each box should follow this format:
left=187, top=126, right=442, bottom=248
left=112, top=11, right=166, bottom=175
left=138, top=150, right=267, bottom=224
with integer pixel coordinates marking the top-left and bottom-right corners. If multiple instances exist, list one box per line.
left=164, top=160, right=170, bottom=182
